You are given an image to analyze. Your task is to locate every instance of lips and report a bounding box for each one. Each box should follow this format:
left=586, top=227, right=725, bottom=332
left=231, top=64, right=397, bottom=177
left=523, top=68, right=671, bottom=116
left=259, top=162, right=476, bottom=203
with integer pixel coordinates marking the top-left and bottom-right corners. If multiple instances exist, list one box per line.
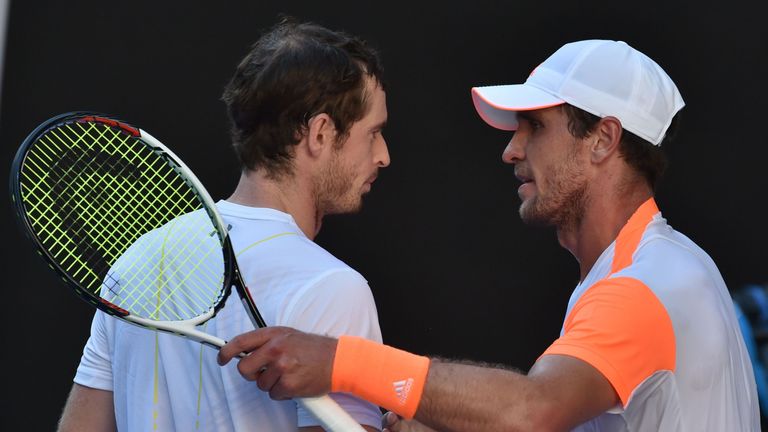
left=515, top=169, right=533, bottom=185
left=515, top=168, right=535, bottom=198
left=366, top=171, right=378, bottom=185
left=361, top=172, right=378, bottom=193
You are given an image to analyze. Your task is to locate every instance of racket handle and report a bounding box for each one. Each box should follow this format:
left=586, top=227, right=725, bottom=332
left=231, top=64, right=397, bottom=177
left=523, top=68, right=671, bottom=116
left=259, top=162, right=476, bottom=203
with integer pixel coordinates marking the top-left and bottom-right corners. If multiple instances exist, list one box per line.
left=297, top=396, right=367, bottom=432
left=179, top=330, right=366, bottom=431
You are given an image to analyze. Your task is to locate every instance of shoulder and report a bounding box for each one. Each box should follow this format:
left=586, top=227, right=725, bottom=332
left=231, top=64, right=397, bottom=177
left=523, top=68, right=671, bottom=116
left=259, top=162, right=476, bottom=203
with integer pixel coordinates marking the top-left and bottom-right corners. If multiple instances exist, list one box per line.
left=281, top=267, right=372, bottom=318
left=281, top=267, right=381, bottom=340
left=609, top=219, right=737, bottom=350
left=619, top=218, right=722, bottom=296
left=237, top=229, right=361, bottom=277
left=547, top=276, right=676, bottom=406
left=286, top=235, right=357, bottom=271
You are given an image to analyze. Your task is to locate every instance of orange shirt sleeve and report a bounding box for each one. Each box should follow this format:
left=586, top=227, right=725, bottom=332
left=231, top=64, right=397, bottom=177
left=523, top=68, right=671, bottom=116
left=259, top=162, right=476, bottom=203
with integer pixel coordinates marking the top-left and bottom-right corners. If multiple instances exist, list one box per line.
left=542, top=276, right=675, bottom=406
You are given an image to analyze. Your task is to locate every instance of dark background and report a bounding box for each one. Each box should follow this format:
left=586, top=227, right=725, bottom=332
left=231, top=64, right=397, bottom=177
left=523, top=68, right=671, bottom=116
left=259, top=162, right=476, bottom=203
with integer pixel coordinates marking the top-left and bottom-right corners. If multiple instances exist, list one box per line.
left=2, top=1, right=766, bottom=429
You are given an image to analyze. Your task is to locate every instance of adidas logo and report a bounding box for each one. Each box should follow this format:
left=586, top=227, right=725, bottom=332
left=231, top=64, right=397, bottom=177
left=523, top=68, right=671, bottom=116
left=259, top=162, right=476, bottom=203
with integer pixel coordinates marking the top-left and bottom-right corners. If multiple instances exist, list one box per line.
left=392, top=378, right=414, bottom=405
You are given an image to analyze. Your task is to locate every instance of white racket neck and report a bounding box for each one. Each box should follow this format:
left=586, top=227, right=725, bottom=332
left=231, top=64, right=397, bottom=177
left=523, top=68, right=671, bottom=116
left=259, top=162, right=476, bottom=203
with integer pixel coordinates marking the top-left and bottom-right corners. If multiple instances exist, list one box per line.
left=124, top=311, right=226, bottom=348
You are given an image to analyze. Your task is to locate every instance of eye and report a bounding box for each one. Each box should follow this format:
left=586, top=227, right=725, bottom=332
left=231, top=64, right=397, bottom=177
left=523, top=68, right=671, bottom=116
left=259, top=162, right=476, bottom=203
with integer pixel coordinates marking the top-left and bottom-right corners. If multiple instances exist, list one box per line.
left=519, top=116, right=542, bottom=131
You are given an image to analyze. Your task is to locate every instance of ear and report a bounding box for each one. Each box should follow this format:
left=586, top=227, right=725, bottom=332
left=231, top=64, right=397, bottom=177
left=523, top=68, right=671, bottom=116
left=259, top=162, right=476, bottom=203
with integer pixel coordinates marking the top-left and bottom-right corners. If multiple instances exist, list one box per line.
left=589, top=116, right=623, bottom=164
left=305, top=113, right=337, bottom=158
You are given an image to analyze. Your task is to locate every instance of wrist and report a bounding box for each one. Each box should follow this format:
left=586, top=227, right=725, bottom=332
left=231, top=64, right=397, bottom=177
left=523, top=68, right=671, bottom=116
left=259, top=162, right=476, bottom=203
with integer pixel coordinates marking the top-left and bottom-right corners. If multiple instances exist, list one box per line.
left=331, top=335, right=430, bottom=419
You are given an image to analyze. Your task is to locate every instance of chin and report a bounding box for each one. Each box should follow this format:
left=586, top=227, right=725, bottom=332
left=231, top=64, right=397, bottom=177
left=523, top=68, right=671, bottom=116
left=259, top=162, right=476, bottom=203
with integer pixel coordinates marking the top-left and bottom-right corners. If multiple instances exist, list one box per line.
left=348, top=198, right=364, bottom=213
left=518, top=199, right=535, bottom=220
left=328, top=196, right=363, bottom=215
left=519, top=199, right=555, bottom=227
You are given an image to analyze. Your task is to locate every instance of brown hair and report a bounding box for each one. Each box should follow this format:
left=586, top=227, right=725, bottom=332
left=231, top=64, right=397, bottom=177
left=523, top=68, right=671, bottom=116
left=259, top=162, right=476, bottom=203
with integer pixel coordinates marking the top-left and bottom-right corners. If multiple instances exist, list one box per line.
left=221, top=19, right=385, bottom=178
left=560, top=104, right=679, bottom=189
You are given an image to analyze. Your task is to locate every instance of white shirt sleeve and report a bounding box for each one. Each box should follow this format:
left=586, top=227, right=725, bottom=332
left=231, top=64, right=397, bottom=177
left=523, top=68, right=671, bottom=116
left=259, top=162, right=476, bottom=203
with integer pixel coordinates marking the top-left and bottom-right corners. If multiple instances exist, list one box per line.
left=283, top=269, right=383, bottom=429
left=73, top=310, right=114, bottom=391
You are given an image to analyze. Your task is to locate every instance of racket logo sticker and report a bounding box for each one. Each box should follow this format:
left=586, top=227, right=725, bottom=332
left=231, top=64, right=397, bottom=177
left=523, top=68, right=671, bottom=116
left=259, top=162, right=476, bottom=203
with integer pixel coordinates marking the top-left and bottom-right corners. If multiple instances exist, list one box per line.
left=47, top=141, right=143, bottom=289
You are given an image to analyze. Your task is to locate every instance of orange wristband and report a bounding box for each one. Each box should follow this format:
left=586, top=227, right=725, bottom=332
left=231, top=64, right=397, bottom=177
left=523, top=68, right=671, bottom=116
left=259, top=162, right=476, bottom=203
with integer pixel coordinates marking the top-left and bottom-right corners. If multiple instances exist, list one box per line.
left=331, top=336, right=430, bottom=419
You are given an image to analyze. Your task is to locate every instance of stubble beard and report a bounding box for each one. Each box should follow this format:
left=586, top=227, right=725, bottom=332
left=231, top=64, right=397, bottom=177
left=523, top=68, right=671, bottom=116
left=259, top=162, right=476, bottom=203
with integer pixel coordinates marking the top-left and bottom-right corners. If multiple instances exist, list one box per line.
left=519, top=154, right=588, bottom=230
left=314, top=152, right=363, bottom=216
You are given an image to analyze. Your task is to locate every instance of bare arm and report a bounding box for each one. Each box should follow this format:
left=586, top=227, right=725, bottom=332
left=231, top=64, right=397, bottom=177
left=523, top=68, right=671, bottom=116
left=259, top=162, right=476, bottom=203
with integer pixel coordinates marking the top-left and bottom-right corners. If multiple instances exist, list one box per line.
left=58, top=383, right=116, bottom=432
left=219, top=328, right=618, bottom=431
left=300, top=426, right=378, bottom=432
left=413, top=355, right=617, bottom=431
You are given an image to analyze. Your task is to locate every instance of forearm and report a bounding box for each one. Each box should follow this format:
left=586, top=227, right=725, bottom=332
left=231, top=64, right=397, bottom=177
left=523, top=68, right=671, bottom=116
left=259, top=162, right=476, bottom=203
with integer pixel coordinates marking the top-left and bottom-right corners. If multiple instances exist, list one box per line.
left=414, top=361, right=550, bottom=432
left=300, top=426, right=379, bottom=432
left=219, top=331, right=615, bottom=430
left=331, top=337, right=557, bottom=430
left=414, top=354, right=619, bottom=432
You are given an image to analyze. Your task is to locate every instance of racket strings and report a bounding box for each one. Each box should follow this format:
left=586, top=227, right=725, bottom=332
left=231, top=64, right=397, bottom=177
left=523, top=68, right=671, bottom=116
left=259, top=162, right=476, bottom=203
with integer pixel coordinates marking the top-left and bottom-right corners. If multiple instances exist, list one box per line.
left=26, top=125, right=141, bottom=247
left=116, top=216, right=225, bottom=320
left=22, top=123, right=123, bottom=284
left=19, top=119, right=227, bottom=321
left=73, top=123, right=225, bottom=320
left=30, top=122, right=221, bottom=319
left=24, top=123, right=159, bottom=283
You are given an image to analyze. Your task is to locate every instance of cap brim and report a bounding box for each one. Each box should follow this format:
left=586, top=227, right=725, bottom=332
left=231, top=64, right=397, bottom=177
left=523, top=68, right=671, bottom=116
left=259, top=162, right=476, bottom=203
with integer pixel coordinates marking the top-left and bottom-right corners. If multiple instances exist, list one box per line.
left=471, top=85, right=565, bottom=130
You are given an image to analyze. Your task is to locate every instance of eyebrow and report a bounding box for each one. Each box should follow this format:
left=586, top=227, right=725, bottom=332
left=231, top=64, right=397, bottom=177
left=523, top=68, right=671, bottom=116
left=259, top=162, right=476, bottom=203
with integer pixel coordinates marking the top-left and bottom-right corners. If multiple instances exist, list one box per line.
left=372, top=120, right=387, bottom=130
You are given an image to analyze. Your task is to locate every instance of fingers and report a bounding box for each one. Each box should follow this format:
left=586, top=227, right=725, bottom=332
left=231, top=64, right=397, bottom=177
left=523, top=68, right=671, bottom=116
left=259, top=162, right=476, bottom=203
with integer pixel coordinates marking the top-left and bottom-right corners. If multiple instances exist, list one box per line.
left=232, top=351, right=268, bottom=380
left=381, top=412, right=437, bottom=432
left=254, top=365, right=286, bottom=398
left=381, top=411, right=399, bottom=430
left=217, top=326, right=338, bottom=400
left=227, top=351, right=286, bottom=399
left=217, top=326, right=288, bottom=366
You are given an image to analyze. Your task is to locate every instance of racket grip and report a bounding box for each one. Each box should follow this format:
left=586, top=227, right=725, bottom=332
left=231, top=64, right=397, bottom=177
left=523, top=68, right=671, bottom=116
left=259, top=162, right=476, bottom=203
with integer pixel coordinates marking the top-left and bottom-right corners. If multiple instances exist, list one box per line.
left=185, top=331, right=365, bottom=430
left=297, top=396, right=367, bottom=432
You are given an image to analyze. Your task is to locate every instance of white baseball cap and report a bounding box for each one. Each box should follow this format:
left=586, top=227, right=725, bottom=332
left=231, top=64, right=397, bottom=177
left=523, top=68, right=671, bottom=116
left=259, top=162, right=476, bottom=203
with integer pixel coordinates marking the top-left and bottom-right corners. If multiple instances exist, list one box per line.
left=471, top=40, right=685, bottom=145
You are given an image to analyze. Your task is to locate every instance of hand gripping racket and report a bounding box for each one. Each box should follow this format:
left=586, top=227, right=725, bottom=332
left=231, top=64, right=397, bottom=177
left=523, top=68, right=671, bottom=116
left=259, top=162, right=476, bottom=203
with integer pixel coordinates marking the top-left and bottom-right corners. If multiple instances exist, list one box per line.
left=10, top=112, right=366, bottom=432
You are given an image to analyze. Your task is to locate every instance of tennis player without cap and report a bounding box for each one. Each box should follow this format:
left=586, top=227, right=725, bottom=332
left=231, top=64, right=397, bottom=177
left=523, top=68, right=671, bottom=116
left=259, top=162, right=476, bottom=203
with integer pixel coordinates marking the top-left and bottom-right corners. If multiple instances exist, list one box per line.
left=59, top=21, right=388, bottom=432
left=219, top=40, right=761, bottom=431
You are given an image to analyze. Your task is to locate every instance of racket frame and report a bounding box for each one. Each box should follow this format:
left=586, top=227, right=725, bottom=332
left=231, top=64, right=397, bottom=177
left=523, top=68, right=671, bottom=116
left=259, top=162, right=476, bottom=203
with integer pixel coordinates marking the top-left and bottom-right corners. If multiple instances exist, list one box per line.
left=10, top=112, right=365, bottom=432
left=10, top=113, right=259, bottom=325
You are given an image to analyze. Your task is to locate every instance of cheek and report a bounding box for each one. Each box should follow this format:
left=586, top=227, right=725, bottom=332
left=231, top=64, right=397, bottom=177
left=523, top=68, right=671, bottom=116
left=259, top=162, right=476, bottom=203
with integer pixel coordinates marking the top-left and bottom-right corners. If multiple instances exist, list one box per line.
left=537, top=161, right=564, bottom=192
left=354, top=142, right=376, bottom=167
left=341, top=135, right=378, bottom=174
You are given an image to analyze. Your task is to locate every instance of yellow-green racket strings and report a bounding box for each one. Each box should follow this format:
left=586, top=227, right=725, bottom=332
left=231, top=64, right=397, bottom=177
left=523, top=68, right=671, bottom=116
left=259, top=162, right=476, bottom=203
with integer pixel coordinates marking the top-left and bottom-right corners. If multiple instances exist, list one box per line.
left=19, top=120, right=227, bottom=321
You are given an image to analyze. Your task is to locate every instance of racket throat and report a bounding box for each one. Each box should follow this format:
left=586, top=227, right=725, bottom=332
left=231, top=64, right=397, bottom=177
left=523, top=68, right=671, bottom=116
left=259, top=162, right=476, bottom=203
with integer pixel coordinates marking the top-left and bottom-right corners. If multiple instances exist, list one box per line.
left=126, top=315, right=227, bottom=349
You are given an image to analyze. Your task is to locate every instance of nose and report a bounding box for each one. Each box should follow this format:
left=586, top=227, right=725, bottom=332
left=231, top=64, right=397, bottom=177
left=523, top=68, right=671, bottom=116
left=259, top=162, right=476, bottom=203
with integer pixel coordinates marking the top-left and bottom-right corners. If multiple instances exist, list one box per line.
left=501, top=133, right=523, bottom=165
left=376, top=135, right=391, bottom=168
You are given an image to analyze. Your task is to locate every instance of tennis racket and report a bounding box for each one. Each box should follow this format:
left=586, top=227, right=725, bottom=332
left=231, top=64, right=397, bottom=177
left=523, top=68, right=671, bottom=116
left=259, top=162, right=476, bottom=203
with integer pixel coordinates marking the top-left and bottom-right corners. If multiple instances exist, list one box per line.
left=10, top=112, right=366, bottom=432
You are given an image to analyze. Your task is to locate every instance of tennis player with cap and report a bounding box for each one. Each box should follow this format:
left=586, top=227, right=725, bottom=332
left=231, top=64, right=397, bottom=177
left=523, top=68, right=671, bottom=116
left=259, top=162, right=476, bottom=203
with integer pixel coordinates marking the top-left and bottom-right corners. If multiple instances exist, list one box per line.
left=219, top=40, right=760, bottom=431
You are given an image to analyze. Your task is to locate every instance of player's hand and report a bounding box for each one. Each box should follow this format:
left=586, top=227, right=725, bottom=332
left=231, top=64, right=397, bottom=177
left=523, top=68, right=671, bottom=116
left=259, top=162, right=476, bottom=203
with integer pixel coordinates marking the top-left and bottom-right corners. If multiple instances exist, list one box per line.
left=217, top=326, right=338, bottom=400
left=381, top=411, right=437, bottom=432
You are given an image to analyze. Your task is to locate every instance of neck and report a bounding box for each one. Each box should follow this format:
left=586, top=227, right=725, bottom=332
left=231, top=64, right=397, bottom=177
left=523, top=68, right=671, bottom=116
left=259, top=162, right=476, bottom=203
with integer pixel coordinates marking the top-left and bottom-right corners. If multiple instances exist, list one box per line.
left=227, top=170, right=322, bottom=239
left=557, top=182, right=653, bottom=281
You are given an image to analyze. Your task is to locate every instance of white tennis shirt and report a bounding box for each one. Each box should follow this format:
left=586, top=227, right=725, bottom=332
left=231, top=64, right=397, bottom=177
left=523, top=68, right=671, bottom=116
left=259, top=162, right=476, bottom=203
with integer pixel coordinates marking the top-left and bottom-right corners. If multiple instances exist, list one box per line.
left=75, top=201, right=383, bottom=431
left=543, top=199, right=759, bottom=431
